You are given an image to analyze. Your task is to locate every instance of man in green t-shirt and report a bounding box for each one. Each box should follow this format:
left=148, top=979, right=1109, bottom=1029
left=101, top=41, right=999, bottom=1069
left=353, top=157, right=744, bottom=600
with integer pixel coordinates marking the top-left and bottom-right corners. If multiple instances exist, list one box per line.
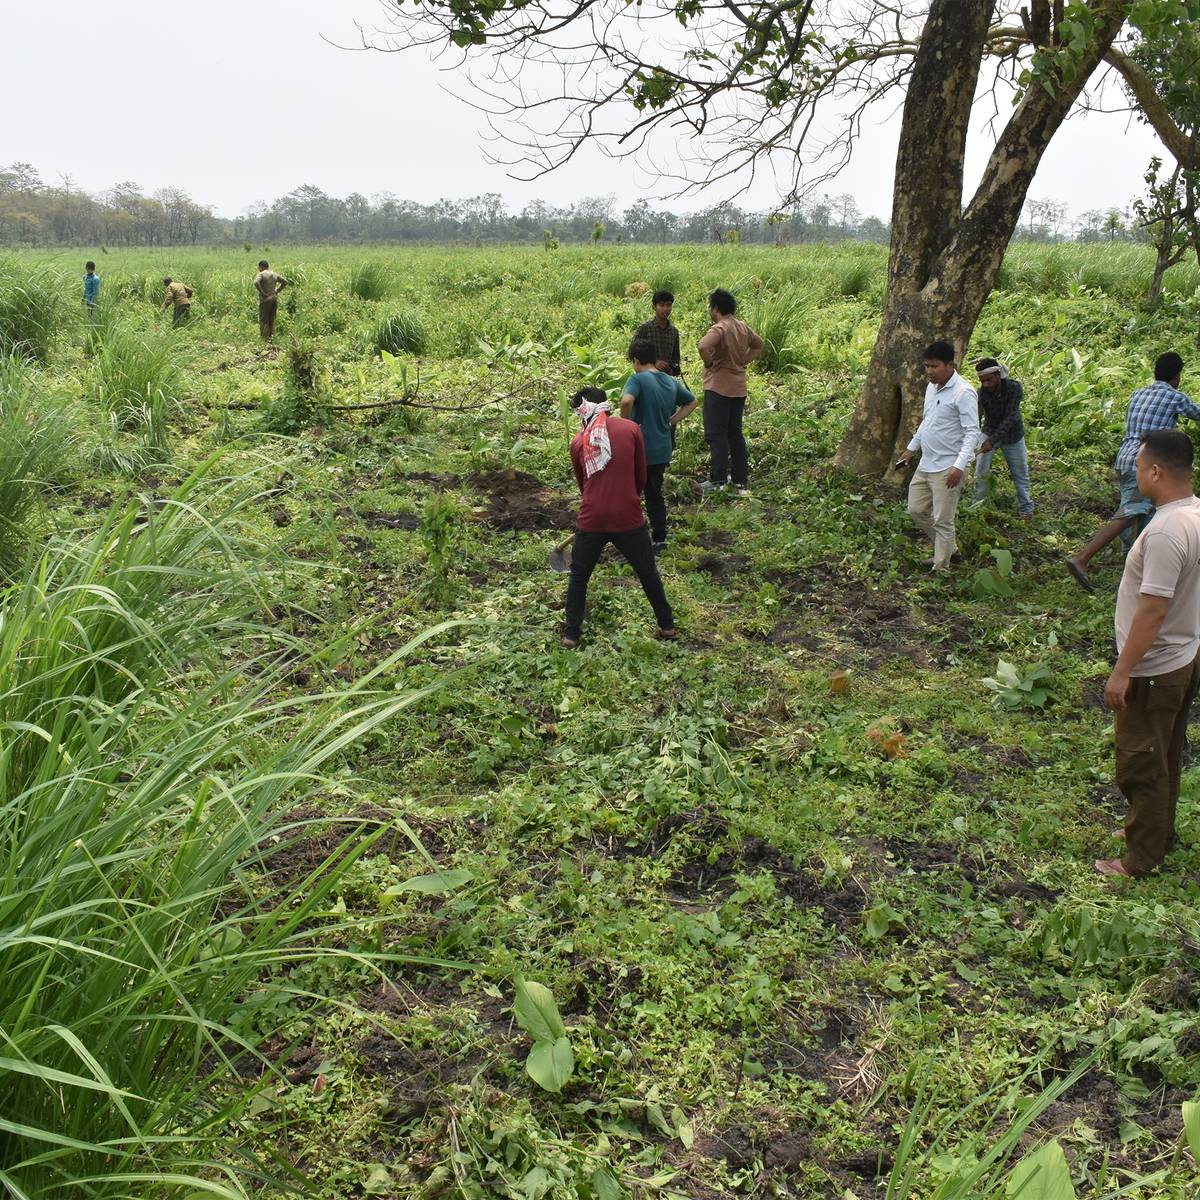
left=619, top=336, right=697, bottom=552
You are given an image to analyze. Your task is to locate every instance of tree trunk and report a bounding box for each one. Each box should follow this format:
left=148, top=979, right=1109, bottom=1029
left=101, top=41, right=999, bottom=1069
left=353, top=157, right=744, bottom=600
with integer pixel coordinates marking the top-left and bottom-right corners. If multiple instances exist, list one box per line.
left=835, top=0, right=1127, bottom=480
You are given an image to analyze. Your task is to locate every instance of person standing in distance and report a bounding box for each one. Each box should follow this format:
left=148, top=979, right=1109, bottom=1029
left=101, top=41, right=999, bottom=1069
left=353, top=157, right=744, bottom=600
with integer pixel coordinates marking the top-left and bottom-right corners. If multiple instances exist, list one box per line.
left=633, top=290, right=682, bottom=376
left=972, top=357, right=1034, bottom=516
left=896, top=341, right=979, bottom=573
left=697, top=289, right=763, bottom=496
left=254, top=260, right=290, bottom=341
left=1097, top=430, right=1200, bottom=878
left=83, top=261, right=101, bottom=319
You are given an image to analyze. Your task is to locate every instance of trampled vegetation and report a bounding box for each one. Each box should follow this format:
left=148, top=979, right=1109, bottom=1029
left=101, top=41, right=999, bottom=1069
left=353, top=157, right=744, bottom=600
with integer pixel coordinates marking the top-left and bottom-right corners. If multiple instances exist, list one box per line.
left=1, top=242, right=1199, bottom=1199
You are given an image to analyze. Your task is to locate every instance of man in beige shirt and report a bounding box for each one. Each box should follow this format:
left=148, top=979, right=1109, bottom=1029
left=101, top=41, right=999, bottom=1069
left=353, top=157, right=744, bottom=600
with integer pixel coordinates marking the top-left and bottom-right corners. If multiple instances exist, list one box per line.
left=697, top=288, right=763, bottom=497
left=161, top=277, right=192, bottom=326
left=1098, top=429, right=1200, bottom=877
left=253, top=260, right=290, bottom=340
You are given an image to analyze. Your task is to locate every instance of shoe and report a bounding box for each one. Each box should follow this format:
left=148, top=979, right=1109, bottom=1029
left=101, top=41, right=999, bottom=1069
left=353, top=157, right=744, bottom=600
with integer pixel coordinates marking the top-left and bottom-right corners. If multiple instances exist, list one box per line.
left=1018, top=509, right=1035, bottom=518
left=651, top=540, right=667, bottom=555
left=560, top=635, right=580, bottom=650
left=699, top=480, right=724, bottom=493
left=655, top=627, right=678, bottom=641
left=733, top=486, right=751, bottom=498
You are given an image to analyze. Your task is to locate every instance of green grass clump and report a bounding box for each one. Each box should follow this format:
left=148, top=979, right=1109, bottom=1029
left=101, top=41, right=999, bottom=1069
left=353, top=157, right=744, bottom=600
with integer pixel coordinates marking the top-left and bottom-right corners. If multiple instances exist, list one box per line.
left=371, top=308, right=428, bottom=356
left=349, top=260, right=392, bottom=300
left=0, top=355, right=80, bottom=576
left=90, top=324, right=182, bottom=456
left=752, top=288, right=806, bottom=372
left=0, top=260, right=65, bottom=362
left=0, top=459, right=450, bottom=1196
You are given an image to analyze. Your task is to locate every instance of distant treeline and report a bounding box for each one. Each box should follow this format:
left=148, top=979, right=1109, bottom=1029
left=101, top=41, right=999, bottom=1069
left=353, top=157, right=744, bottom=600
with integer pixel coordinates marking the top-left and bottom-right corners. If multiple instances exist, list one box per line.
left=0, top=162, right=1149, bottom=248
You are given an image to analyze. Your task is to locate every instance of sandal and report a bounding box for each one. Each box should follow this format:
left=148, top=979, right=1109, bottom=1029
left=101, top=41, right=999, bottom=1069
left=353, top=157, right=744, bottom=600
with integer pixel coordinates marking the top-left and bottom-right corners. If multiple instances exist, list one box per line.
left=560, top=635, right=580, bottom=650
left=656, top=628, right=678, bottom=641
left=1094, top=858, right=1131, bottom=877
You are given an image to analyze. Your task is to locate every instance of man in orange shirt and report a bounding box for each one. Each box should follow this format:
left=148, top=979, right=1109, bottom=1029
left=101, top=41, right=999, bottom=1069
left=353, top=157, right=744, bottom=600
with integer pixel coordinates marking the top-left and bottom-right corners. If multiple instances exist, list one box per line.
left=697, top=289, right=763, bottom=496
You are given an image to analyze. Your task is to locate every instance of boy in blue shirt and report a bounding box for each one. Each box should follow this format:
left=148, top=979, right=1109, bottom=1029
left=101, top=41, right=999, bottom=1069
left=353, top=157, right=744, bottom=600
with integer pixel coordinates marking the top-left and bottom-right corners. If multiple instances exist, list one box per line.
left=619, top=336, right=697, bottom=552
left=83, top=262, right=100, bottom=317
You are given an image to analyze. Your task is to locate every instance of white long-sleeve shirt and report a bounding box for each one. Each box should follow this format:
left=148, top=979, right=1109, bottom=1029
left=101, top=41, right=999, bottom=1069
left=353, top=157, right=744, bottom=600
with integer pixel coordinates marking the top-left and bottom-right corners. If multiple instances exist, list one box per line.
left=907, top=372, right=979, bottom=473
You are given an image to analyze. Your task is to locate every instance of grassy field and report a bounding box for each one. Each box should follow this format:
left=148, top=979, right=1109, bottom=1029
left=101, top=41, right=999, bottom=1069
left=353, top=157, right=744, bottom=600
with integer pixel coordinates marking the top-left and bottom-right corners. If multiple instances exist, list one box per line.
left=2, top=241, right=1200, bottom=1200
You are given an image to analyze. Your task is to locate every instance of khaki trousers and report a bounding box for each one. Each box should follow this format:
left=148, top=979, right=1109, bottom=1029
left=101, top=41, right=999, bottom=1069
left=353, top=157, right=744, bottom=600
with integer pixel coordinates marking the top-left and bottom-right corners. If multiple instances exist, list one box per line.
left=259, top=296, right=278, bottom=340
left=1115, top=652, right=1200, bottom=875
left=907, top=467, right=963, bottom=569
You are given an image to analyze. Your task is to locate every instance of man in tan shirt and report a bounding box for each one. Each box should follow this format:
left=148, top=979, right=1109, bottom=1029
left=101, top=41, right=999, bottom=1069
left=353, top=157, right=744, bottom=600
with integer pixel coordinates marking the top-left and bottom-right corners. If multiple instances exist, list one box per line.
left=161, top=277, right=192, bottom=326
left=1098, top=429, right=1200, bottom=877
left=697, top=288, right=763, bottom=496
left=253, top=260, right=290, bottom=340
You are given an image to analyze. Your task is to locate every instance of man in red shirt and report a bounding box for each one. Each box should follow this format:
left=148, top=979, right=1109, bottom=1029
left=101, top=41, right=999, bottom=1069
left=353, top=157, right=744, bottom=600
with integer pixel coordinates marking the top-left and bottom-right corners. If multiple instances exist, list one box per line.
left=563, top=388, right=677, bottom=649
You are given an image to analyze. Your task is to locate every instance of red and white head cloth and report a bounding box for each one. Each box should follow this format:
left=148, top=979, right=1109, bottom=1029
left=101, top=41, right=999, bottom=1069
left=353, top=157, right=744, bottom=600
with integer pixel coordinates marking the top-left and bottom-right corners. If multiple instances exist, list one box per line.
left=577, top=398, right=613, bottom=477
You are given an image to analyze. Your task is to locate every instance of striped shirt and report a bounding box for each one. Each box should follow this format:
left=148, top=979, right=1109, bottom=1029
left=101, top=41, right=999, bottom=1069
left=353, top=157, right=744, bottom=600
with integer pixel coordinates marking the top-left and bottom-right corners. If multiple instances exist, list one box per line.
left=1115, top=381, right=1200, bottom=472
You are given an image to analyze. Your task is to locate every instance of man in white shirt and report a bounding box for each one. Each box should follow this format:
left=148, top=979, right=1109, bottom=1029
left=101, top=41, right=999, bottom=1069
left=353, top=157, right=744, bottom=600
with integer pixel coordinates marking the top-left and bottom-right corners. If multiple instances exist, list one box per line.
left=1097, top=429, right=1200, bottom=877
left=896, top=340, right=979, bottom=573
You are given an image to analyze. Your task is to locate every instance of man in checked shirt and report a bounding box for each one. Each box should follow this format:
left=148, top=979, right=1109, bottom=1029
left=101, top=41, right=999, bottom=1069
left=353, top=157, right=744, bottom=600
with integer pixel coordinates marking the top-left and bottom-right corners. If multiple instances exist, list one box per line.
left=633, top=291, right=682, bottom=376
left=1067, top=353, right=1197, bottom=593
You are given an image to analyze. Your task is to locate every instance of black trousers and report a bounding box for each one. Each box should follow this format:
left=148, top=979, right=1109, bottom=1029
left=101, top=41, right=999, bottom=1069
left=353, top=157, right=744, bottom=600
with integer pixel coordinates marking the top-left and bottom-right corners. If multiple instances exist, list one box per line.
left=644, top=463, right=668, bottom=543
left=703, top=391, right=747, bottom=485
left=564, top=525, right=674, bottom=639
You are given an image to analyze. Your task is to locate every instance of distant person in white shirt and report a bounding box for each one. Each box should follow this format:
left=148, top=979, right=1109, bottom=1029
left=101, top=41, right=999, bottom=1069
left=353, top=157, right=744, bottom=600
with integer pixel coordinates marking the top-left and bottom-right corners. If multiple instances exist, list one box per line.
left=895, top=340, right=979, bottom=574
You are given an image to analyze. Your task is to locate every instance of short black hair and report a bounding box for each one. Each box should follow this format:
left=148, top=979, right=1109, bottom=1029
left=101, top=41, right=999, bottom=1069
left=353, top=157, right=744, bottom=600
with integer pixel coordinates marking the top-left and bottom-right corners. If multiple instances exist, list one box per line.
left=652, top=290, right=674, bottom=306
left=163, top=277, right=172, bottom=285
left=629, top=336, right=658, bottom=365
left=570, top=386, right=607, bottom=409
left=974, top=357, right=999, bottom=373
left=258, top=259, right=270, bottom=269
left=1155, top=352, right=1184, bottom=382
left=85, top=261, right=95, bottom=271
left=709, top=289, right=736, bottom=315
left=1140, top=429, right=1194, bottom=476
left=924, top=340, right=956, bottom=364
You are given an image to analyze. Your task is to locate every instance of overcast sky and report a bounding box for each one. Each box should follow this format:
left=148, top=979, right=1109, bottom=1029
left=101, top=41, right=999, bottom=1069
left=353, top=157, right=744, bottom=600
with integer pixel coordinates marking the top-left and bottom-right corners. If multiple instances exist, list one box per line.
left=5, top=0, right=1167, bottom=220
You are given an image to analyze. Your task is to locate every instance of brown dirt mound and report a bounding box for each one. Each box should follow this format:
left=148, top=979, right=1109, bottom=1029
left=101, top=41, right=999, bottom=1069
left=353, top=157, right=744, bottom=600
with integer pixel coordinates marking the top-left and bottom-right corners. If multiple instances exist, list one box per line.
left=470, top=468, right=574, bottom=531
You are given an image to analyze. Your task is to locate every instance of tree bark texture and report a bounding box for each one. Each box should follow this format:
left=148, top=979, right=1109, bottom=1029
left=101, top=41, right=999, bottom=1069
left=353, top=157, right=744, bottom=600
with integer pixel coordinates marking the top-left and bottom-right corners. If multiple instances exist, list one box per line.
left=835, top=0, right=1127, bottom=479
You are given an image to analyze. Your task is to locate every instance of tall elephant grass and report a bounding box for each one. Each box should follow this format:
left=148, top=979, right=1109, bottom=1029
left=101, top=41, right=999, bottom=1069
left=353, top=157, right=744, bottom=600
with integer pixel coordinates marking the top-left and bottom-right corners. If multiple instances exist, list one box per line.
left=0, top=354, right=81, bottom=577
left=0, top=258, right=66, bottom=362
left=349, top=260, right=392, bottom=301
left=0, top=454, right=463, bottom=1197
left=90, top=322, right=182, bottom=458
left=751, top=288, right=807, bottom=373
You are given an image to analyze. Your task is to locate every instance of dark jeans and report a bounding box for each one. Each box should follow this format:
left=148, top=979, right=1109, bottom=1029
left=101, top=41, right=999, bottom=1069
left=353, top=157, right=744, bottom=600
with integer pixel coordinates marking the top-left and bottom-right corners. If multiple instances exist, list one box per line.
left=173, top=305, right=190, bottom=327
left=644, top=463, right=668, bottom=543
left=564, top=525, right=674, bottom=639
left=1115, top=652, right=1200, bottom=874
left=703, top=391, right=747, bottom=485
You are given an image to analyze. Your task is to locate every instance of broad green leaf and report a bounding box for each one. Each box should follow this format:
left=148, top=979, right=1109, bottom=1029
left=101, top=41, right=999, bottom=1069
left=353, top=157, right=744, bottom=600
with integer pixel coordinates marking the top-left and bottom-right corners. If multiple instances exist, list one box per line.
left=363, top=1164, right=393, bottom=1195
left=864, top=903, right=902, bottom=940
left=1183, top=1100, right=1200, bottom=1162
left=590, top=1167, right=623, bottom=1200
left=526, top=1036, right=574, bottom=1092
left=1005, top=1139, right=1075, bottom=1200
left=383, top=868, right=473, bottom=896
left=513, top=976, right=566, bottom=1041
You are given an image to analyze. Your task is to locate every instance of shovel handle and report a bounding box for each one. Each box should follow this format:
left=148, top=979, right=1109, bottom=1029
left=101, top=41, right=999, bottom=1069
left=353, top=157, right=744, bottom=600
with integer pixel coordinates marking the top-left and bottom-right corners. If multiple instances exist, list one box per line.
left=554, top=533, right=574, bottom=554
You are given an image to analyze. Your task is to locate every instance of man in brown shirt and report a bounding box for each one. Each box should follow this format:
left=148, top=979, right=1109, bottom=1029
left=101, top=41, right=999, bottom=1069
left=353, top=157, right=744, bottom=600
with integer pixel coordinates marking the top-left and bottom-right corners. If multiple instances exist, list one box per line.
left=1098, top=430, right=1200, bottom=877
left=161, top=277, right=192, bottom=326
left=697, top=289, right=763, bottom=496
left=253, top=260, right=290, bottom=340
